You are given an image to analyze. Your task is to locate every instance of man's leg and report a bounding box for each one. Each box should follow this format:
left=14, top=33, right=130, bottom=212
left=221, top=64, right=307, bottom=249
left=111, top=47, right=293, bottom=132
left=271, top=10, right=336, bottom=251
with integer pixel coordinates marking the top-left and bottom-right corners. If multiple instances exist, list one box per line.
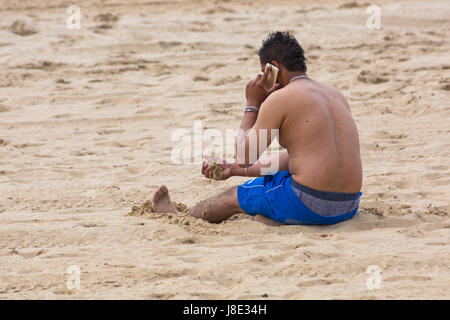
left=152, top=185, right=283, bottom=225
left=152, top=185, right=242, bottom=223
left=188, top=186, right=242, bottom=223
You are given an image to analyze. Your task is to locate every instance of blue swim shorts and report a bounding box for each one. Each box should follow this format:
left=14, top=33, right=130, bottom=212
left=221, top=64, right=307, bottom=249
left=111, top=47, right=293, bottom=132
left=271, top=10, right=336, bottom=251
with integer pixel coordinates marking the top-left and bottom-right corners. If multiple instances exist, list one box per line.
left=237, top=171, right=362, bottom=225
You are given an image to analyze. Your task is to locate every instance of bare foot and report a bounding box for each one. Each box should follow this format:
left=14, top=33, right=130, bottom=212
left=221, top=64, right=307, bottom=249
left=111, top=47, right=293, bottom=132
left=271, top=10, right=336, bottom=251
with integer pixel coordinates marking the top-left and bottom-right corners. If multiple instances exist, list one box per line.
left=152, top=185, right=178, bottom=214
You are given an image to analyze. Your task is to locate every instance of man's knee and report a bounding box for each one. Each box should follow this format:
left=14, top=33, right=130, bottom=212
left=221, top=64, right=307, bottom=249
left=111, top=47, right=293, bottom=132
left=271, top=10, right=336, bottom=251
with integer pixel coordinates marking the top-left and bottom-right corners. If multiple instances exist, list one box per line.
left=223, top=186, right=240, bottom=210
left=201, top=186, right=241, bottom=223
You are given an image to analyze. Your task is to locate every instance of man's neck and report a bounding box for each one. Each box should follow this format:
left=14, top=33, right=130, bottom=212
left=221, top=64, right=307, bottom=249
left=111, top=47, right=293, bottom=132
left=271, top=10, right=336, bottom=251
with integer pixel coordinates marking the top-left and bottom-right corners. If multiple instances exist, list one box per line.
left=282, top=71, right=307, bottom=87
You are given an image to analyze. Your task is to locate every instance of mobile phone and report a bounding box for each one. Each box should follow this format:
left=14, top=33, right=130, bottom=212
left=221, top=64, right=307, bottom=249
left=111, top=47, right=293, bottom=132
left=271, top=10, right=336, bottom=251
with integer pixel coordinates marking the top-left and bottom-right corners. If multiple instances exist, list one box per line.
left=263, top=63, right=279, bottom=90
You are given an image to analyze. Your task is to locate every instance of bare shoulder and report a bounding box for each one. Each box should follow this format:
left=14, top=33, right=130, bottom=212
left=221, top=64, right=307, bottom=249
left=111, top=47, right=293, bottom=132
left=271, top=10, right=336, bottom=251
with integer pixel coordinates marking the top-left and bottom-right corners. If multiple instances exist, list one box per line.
left=324, top=82, right=345, bottom=96
left=261, top=85, right=309, bottom=109
left=322, top=83, right=350, bottom=108
left=265, top=86, right=290, bottom=102
left=259, top=87, right=289, bottom=112
left=280, top=82, right=319, bottom=109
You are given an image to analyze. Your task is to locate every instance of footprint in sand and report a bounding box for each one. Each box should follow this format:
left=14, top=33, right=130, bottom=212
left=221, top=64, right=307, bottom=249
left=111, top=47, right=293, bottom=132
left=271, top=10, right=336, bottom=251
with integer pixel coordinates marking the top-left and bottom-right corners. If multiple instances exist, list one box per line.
left=425, top=241, right=448, bottom=246
left=17, top=61, right=65, bottom=71
left=0, top=78, right=13, bottom=87
left=428, top=165, right=447, bottom=171
left=147, top=63, right=172, bottom=77
left=52, top=113, right=73, bottom=119
left=187, top=21, right=215, bottom=33
left=158, top=41, right=182, bottom=49
left=293, top=242, right=316, bottom=248
left=79, top=222, right=107, bottom=228
left=95, top=141, right=126, bottom=148
left=297, top=278, right=344, bottom=287
left=384, top=275, right=432, bottom=282
left=0, top=139, right=9, bottom=147
left=96, top=128, right=126, bottom=135
left=214, top=75, right=242, bottom=86
left=0, top=105, right=11, bottom=113
left=338, top=2, right=368, bottom=9
left=124, top=165, right=147, bottom=175
left=72, top=150, right=96, bottom=157
left=202, top=6, right=236, bottom=14
left=8, top=19, right=38, bottom=36
left=10, top=248, right=46, bottom=259
left=201, top=63, right=226, bottom=73
left=293, top=249, right=341, bottom=260
left=92, top=13, right=119, bottom=32
left=371, top=130, right=408, bottom=140
left=357, top=70, right=388, bottom=84
left=208, top=102, right=234, bottom=114
left=193, top=76, right=210, bottom=82
left=399, top=94, right=418, bottom=106
left=135, top=106, right=158, bottom=114
left=423, top=172, right=444, bottom=181
left=94, top=13, right=119, bottom=23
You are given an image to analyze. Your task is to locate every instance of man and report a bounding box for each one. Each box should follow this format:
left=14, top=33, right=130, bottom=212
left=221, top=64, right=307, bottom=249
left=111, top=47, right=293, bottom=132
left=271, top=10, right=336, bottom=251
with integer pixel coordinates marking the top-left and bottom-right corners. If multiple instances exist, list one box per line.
left=152, top=31, right=363, bottom=226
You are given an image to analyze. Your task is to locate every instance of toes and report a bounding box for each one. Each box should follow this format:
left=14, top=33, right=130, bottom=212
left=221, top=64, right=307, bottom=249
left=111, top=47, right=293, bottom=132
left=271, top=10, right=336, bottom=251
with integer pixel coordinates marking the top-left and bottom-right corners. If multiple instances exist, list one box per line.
left=152, top=185, right=169, bottom=203
left=153, top=187, right=163, bottom=202
left=160, top=185, right=168, bottom=195
left=152, top=192, right=160, bottom=203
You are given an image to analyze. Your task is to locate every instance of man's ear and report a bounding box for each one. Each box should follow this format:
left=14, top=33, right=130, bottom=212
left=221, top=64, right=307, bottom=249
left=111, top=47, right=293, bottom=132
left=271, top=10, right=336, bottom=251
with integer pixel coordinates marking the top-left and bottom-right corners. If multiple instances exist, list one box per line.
left=271, top=61, right=280, bottom=70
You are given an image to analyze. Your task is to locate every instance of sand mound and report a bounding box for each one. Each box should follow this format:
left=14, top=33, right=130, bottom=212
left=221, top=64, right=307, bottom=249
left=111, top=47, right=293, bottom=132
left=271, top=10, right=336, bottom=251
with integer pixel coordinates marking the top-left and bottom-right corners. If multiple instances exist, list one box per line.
left=127, top=200, right=189, bottom=216
left=128, top=200, right=153, bottom=216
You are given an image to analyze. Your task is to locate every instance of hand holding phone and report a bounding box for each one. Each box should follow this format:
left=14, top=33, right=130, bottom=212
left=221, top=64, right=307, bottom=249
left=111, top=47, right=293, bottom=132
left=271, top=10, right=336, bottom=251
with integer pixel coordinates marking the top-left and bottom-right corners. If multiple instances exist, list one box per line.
left=263, top=63, right=279, bottom=90
left=245, top=63, right=280, bottom=107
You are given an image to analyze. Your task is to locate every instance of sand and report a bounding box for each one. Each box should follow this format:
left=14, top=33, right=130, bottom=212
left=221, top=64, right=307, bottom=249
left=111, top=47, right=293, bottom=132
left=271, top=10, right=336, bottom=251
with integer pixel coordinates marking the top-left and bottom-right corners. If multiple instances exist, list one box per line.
left=0, top=0, right=449, bottom=299
left=205, top=158, right=225, bottom=180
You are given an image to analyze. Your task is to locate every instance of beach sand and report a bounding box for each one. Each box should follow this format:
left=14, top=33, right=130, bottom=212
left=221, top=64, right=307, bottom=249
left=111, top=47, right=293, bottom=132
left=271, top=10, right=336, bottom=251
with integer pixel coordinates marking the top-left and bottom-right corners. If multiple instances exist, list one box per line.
left=0, top=0, right=449, bottom=299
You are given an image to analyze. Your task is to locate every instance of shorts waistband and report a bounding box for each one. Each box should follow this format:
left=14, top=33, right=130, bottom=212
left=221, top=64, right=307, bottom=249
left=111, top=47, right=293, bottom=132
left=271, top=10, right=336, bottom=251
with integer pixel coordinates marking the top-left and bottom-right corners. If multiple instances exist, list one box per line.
left=290, top=178, right=360, bottom=201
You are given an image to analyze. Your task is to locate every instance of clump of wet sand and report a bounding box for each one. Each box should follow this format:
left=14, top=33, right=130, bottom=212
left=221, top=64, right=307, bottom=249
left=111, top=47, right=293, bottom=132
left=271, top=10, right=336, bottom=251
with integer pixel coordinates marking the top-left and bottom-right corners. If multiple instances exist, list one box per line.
left=128, top=200, right=188, bottom=216
left=206, top=158, right=225, bottom=180
left=128, top=200, right=153, bottom=216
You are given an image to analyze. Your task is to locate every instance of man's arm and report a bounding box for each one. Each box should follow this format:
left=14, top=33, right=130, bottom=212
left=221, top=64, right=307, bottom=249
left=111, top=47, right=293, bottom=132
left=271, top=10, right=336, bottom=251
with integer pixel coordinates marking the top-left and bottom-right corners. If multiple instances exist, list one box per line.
left=235, top=69, right=282, bottom=167
left=231, top=151, right=289, bottom=177
left=236, top=91, right=284, bottom=167
left=202, top=150, right=289, bottom=180
left=238, top=106, right=258, bottom=132
left=238, top=68, right=279, bottom=133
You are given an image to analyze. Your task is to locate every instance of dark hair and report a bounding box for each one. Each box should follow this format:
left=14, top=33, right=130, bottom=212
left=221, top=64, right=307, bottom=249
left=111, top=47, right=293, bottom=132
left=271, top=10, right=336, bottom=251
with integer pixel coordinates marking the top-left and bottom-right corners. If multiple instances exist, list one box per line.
left=258, top=31, right=307, bottom=72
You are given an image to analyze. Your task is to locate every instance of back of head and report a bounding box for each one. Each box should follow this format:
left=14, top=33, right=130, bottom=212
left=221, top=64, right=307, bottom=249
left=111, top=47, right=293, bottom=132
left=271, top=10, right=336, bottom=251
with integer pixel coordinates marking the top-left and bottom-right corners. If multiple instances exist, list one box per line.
left=258, top=31, right=307, bottom=72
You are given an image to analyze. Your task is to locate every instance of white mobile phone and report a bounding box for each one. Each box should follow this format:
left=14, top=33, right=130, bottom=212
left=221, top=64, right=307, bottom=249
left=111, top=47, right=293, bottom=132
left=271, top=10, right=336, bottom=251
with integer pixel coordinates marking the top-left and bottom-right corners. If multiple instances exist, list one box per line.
left=263, top=63, right=279, bottom=90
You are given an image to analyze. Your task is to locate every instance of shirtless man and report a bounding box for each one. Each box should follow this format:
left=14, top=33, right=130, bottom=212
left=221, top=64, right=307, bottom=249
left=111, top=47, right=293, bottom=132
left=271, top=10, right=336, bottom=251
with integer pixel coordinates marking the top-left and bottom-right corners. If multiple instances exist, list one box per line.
left=152, top=31, right=363, bottom=226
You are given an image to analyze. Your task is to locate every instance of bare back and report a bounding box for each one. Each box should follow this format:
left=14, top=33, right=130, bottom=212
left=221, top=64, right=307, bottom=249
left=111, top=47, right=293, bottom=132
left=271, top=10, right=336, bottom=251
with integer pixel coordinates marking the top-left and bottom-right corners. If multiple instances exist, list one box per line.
left=277, top=79, right=362, bottom=193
